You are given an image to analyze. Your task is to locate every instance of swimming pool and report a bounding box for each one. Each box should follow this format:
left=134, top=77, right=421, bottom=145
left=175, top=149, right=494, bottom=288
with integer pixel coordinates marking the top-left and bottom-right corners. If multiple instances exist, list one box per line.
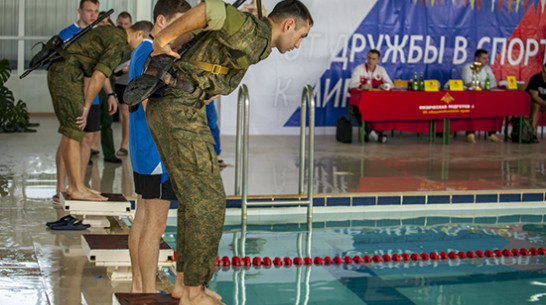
left=162, top=210, right=546, bottom=305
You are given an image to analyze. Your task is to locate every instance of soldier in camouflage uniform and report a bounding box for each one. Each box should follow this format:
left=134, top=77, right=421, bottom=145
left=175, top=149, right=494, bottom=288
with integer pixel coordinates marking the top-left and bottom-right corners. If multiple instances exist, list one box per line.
left=146, top=1, right=313, bottom=304
left=48, top=21, right=152, bottom=201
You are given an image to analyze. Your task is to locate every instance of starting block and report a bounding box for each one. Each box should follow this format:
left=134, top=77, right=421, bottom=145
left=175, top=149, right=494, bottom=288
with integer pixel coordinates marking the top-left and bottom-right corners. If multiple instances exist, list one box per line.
left=82, top=234, right=175, bottom=280
left=60, top=192, right=132, bottom=217
left=113, top=293, right=178, bottom=305
left=60, top=193, right=132, bottom=228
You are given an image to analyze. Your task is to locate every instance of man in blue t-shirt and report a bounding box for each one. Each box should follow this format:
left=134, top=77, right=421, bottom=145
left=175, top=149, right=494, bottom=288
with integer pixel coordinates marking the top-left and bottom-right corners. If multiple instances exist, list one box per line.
left=52, top=0, right=118, bottom=202
left=127, top=1, right=218, bottom=301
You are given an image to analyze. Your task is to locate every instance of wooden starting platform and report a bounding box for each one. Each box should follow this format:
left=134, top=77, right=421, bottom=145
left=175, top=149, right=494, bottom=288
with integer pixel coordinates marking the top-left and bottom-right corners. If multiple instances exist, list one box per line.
left=113, top=293, right=178, bottom=305
left=82, top=234, right=175, bottom=281
left=60, top=192, right=132, bottom=228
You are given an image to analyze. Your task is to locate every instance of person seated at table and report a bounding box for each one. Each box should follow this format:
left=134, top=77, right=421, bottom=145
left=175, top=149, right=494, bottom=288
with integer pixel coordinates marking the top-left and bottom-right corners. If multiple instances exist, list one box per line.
left=461, top=49, right=502, bottom=143
left=526, top=63, right=546, bottom=143
left=349, top=49, right=393, bottom=143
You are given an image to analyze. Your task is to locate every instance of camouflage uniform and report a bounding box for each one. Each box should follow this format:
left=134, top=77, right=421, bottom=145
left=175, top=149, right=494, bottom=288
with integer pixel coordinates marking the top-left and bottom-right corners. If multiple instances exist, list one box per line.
left=47, top=25, right=128, bottom=141
left=146, top=0, right=272, bottom=286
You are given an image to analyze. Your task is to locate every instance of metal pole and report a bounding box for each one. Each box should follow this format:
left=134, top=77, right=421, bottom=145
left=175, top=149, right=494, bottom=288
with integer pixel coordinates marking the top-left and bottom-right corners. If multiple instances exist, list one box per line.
left=306, top=218, right=312, bottom=258
left=242, top=85, right=251, bottom=220
left=234, top=85, right=247, bottom=196
left=299, top=90, right=307, bottom=195
left=241, top=219, right=247, bottom=257
left=304, top=85, right=316, bottom=219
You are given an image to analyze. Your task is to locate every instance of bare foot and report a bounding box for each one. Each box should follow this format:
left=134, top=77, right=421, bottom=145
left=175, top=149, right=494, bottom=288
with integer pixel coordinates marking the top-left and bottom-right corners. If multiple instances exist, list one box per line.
left=204, top=289, right=222, bottom=302
left=86, top=188, right=103, bottom=197
left=172, top=286, right=183, bottom=299
left=67, top=189, right=107, bottom=201
left=180, top=291, right=224, bottom=305
left=172, top=287, right=221, bottom=302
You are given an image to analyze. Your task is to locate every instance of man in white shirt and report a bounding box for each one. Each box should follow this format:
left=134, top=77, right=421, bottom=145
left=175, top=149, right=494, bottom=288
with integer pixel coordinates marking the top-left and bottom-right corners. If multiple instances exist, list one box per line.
left=349, top=49, right=393, bottom=143
left=461, top=49, right=502, bottom=143
left=462, top=49, right=497, bottom=89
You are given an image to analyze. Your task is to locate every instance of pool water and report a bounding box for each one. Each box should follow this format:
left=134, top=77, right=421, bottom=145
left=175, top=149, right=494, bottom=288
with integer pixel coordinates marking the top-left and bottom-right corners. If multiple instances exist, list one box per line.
left=162, top=214, right=546, bottom=305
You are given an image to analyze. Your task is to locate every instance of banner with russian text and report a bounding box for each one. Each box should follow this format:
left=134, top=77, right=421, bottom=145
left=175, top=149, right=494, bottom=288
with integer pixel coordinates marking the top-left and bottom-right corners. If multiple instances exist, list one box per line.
left=220, top=0, right=546, bottom=135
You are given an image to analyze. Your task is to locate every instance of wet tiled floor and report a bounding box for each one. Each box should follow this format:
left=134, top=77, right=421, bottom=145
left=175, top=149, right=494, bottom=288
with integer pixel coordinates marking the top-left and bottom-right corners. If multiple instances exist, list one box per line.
left=1, top=117, right=546, bottom=304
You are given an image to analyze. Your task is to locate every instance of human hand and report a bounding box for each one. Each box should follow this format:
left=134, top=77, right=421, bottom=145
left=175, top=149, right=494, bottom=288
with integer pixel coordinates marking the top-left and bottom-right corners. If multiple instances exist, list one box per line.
left=151, top=40, right=180, bottom=59
left=361, top=83, right=372, bottom=90
left=204, top=95, right=219, bottom=105
left=76, top=106, right=90, bottom=130
left=108, top=95, right=118, bottom=115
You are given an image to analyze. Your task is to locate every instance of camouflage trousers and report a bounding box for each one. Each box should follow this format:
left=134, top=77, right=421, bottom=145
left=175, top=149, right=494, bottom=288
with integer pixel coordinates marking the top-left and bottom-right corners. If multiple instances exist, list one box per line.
left=47, top=58, right=85, bottom=142
left=146, top=97, right=225, bottom=286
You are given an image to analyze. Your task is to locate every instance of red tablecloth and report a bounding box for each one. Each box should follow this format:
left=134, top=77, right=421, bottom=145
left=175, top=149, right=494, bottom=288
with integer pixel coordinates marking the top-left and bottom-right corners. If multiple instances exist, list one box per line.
left=348, top=89, right=531, bottom=132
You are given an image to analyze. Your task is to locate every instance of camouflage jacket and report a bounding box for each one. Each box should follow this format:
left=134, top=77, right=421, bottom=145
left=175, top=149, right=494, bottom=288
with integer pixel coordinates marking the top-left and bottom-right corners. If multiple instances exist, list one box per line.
left=64, top=25, right=128, bottom=78
left=165, top=2, right=272, bottom=100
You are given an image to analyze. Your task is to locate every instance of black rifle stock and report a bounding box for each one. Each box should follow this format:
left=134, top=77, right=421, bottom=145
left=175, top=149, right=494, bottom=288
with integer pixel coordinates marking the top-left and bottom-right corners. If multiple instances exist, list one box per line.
left=19, top=9, right=114, bottom=79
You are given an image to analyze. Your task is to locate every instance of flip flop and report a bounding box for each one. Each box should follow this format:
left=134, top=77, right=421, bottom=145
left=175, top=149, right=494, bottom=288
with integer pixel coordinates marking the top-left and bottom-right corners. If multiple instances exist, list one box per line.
left=50, top=217, right=90, bottom=230
left=116, top=148, right=128, bottom=157
left=91, top=149, right=100, bottom=156
left=218, top=159, right=227, bottom=169
left=52, top=194, right=60, bottom=203
left=46, top=215, right=75, bottom=228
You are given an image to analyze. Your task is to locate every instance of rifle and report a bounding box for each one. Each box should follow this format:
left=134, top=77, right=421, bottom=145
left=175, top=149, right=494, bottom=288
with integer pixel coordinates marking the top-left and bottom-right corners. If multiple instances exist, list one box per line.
left=19, top=9, right=114, bottom=79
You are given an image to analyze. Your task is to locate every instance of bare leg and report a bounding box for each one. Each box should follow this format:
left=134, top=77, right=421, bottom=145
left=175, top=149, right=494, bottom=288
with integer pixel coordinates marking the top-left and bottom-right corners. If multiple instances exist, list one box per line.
left=91, top=131, right=100, bottom=152
left=55, top=139, right=67, bottom=197
left=172, top=273, right=184, bottom=298
left=119, top=104, right=129, bottom=151
left=89, top=155, right=101, bottom=192
left=61, top=136, right=106, bottom=201
left=80, top=132, right=98, bottom=181
left=139, top=198, right=170, bottom=292
left=121, top=157, right=133, bottom=197
left=129, top=195, right=145, bottom=293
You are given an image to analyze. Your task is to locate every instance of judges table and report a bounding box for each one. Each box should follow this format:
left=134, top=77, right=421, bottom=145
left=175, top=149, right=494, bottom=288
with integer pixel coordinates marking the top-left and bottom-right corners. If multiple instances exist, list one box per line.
left=348, top=89, right=530, bottom=144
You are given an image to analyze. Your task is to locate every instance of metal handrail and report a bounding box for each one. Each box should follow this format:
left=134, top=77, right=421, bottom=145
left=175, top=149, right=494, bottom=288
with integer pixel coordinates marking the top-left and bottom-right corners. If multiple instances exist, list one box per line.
left=234, top=84, right=248, bottom=196
left=234, top=84, right=316, bottom=220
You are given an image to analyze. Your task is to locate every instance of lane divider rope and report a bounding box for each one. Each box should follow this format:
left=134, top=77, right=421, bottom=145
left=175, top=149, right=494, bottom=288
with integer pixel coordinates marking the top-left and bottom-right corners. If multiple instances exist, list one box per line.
left=196, top=247, right=546, bottom=268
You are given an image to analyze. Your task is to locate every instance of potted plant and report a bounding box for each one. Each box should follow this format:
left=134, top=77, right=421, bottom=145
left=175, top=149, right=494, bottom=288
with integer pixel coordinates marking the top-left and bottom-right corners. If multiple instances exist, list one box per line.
left=0, top=58, right=38, bottom=132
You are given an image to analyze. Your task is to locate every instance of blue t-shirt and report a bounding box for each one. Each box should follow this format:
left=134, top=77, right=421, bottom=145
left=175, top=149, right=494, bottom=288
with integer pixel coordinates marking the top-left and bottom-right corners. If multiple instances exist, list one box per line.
left=128, top=39, right=169, bottom=182
left=59, top=23, right=100, bottom=106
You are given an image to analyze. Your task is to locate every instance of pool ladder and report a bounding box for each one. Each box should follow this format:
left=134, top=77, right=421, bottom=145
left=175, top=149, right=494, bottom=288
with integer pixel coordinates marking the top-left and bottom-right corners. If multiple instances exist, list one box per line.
left=234, top=84, right=316, bottom=221
left=233, top=84, right=315, bottom=305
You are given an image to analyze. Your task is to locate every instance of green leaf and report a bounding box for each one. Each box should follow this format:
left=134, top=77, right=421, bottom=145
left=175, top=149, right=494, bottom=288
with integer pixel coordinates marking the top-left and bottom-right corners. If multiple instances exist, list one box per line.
left=0, top=59, right=11, bottom=86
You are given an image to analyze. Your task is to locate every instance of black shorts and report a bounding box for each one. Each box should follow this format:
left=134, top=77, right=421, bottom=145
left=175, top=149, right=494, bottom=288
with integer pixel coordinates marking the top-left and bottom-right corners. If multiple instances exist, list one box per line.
left=83, top=104, right=101, bottom=132
left=133, top=172, right=177, bottom=200
left=115, top=84, right=127, bottom=105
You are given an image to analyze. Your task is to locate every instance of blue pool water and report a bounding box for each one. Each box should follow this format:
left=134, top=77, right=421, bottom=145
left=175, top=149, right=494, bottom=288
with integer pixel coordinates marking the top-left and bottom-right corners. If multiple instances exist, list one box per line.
left=162, top=214, right=546, bottom=305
